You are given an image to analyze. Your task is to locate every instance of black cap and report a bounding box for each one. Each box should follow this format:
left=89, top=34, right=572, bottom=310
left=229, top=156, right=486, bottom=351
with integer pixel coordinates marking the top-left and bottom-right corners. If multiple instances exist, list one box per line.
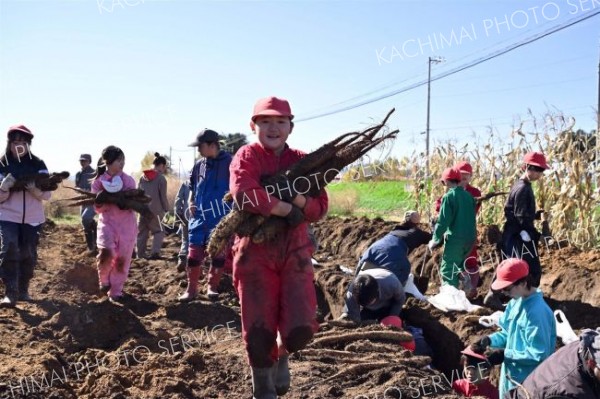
left=189, top=129, right=219, bottom=147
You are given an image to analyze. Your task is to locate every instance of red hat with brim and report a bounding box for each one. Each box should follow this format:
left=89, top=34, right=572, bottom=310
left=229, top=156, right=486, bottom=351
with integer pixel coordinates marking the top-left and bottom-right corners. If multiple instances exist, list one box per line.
left=523, top=151, right=549, bottom=170
left=441, top=167, right=461, bottom=182
left=455, top=161, right=473, bottom=175
left=461, top=346, right=488, bottom=361
left=7, top=124, right=33, bottom=139
left=252, top=96, right=294, bottom=121
left=491, top=258, right=529, bottom=290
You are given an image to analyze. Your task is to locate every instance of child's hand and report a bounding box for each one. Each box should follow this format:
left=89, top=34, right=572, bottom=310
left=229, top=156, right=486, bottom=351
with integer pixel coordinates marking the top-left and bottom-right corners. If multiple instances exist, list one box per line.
left=285, top=205, right=304, bottom=227
left=262, top=174, right=298, bottom=203
left=487, top=350, right=504, bottom=365
left=95, top=191, right=110, bottom=204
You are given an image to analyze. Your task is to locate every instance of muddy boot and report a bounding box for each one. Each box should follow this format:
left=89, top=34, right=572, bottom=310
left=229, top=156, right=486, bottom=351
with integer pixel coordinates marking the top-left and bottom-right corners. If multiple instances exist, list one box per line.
left=84, top=229, right=97, bottom=255
left=206, top=266, right=225, bottom=300
left=483, top=290, right=504, bottom=311
left=251, top=366, right=277, bottom=399
left=274, top=354, right=290, bottom=395
left=18, top=280, right=32, bottom=302
left=178, top=266, right=201, bottom=302
left=176, top=255, right=187, bottom=272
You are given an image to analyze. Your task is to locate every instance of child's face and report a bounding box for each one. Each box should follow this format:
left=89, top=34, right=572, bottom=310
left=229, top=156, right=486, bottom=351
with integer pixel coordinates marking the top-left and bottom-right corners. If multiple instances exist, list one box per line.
left=154, top=163, right=166, bottom=173
left=107, top=155, right=125, bottom=175
left=464, top=362, right=489, bottom=383
left=252, top=115, right=292, bottom=155
left=460, top=172, right=471, bottom=187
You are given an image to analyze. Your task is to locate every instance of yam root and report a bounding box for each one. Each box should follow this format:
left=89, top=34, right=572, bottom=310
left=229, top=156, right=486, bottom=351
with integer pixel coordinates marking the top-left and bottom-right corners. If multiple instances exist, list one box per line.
left=310, top=330, right=414, bottom=348
left=207, top=109, right=399, bottom=257
left=64, top=187, right=152, bottom=216
left=10, top=171, right=70, bottom=192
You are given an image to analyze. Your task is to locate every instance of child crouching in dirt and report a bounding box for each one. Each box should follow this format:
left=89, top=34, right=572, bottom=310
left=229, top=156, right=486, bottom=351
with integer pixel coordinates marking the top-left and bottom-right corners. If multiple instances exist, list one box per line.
left=340, top=269, right=406, bottom=323
left=452, top=346, right=499, bottom=399
left=92, top=146, right=138, bottom=303
left=230, top=96, right=328, bottom=399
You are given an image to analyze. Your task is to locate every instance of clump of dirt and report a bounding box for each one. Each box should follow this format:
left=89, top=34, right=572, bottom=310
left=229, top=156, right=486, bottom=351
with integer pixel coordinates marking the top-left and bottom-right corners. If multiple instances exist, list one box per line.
left=0, top=217, right=598, bottom=399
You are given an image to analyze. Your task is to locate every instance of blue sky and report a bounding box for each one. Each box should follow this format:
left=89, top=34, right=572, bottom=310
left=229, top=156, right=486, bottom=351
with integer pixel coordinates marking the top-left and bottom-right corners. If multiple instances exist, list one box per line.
left=1, top=0, right=599, bottom=177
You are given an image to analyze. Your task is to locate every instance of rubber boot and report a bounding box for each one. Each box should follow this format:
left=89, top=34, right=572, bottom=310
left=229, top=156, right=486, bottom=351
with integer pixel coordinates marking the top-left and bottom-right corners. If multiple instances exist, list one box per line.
left=84, top=230, right=97, bottom=255
left=274, top=354, right=290, bottom=395
left=483, top=290, right=504, bottom=311
left=18, top=279, right=32, bottom=302
left=206, top=266, right=225, bottom=299
left=251, top=366, right=277, bottom=399
left=178, top=266, right=201, bottom=302
left=176, top=255, right=187, bottom=272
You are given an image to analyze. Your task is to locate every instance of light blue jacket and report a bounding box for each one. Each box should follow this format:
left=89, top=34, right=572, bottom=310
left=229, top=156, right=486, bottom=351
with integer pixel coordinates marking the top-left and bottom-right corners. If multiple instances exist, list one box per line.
left=488, top=289, right=556, bottom=398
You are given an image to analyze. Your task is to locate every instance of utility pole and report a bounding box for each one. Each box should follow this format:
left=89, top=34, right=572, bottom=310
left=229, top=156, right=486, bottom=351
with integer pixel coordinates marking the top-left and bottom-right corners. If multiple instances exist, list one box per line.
left=596, top=45, right=599, bottom=171
left=426, top=56, right=444, bottom=180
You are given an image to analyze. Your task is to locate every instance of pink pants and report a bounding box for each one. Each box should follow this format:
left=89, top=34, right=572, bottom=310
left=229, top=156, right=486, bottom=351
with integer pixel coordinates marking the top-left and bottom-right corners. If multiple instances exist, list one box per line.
left=97, top=215, right=137, bottom=297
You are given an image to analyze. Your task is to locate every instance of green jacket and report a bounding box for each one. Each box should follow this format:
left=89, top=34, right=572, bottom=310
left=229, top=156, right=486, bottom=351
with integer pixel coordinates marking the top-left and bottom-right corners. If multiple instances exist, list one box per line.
left=433, top=186, right=476, bottom=243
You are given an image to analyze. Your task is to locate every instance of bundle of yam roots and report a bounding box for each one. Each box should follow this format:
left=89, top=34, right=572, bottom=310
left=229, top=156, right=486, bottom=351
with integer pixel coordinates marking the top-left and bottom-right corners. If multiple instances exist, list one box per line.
left=9, top=171, right=70, bottom=192
left=207, top=109, right=399, bottom=257
left=66, top=188, right=152, bottom=217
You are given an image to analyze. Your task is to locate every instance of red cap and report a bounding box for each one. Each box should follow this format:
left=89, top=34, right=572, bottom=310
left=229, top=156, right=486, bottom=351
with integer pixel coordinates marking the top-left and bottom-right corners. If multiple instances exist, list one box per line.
left=252, top=96, right=294, bottom=121
left=523, top=152, right=549, bottom=170
left=380, top=315, right=403, bottom=329
left=455, top=161, right=473, bottom=175
left=461, top=346, right=488, bottom=361
left=441, top=167, right=461, bottom=182
left=7, top=124, right=33, bottom=139
left=491, top=258, right=529, bottom=290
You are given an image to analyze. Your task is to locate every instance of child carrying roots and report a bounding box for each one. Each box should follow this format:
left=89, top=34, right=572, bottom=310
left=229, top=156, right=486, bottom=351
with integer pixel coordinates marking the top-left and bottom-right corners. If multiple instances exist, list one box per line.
left=230, top=96, right=328, bottom=399
left=92, top=146, right=138, bottom=303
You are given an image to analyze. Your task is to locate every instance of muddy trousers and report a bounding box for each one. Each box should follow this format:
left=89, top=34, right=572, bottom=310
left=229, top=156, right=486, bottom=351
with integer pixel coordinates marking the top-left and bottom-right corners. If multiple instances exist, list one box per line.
left=440, top=239, right=474, bottom=287
left=234, top=254, right=318, bottom=368
left=136, top=213, right=165, bottom=257
left=97, top=241, right=135, bottom=298
left=463, top=242, right=480, bottom=291
left=0, top=222, right=40, bottom=300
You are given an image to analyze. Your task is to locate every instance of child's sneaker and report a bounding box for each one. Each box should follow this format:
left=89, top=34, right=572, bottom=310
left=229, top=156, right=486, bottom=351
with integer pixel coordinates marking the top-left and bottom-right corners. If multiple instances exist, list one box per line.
left=109, top=295, right=125, bottom=304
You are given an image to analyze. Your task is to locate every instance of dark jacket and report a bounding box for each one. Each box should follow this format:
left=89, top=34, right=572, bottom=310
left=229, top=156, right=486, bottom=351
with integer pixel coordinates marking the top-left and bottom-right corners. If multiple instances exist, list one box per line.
left=509, top=341, right=600, bottom=399
left=358, top=227, right=431, bottom=285
left=75, top=165, right=95, bottom=191
left=503, top=179, right=538, bottom=238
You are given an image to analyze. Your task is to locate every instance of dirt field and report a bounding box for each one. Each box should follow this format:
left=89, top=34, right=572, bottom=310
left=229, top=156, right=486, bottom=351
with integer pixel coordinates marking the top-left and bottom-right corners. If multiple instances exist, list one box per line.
left=1, top=217, right=599, bottom=399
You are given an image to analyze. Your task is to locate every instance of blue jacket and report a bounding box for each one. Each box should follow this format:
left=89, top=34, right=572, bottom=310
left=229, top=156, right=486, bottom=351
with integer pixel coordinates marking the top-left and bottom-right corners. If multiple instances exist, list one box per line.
left=359, top=233, right=411, bottom=285
left=188, top=150, right=232, bottom=246
left=488, top=289, right=556, bottom=398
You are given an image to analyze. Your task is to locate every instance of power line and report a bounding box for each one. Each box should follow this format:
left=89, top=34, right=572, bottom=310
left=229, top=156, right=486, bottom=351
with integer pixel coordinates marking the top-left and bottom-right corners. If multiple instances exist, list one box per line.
left=295, top=10, right=600, bottom=123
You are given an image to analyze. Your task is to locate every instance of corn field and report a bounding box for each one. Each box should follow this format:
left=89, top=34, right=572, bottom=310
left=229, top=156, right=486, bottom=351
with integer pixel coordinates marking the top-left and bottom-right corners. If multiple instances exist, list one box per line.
left=403, top=111, right=600, bottom=250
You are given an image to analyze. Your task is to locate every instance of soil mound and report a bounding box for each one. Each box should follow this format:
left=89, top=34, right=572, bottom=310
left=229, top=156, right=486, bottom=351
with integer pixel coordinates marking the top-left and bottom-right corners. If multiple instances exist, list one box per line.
left=0, top=218, right=597, bottom=398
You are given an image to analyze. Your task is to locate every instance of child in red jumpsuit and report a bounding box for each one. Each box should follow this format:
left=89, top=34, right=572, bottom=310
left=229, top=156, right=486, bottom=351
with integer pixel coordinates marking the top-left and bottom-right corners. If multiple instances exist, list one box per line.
left=230, top=96, right=328, bottom=399
left=92, top=146, right=138, bottom=303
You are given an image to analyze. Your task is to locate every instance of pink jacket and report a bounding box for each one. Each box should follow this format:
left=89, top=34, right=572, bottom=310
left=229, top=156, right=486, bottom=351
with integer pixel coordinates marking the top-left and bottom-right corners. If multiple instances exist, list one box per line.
left=0, top=188, right=51, bottom=225
left=91, top=172, right=137, bottom=230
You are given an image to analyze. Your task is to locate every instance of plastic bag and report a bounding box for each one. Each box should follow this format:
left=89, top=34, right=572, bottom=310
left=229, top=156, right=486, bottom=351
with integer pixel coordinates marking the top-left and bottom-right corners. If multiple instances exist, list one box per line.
left=427, top=284, right=482, bottom=313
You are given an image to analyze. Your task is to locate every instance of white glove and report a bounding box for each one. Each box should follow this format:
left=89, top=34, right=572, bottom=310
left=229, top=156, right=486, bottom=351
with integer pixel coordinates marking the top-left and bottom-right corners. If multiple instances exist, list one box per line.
left=0, top=173, right=16, bottom=192
left=25, top=182, right=44, bottom=200
left=427, top=240, right=440, bottom=251
left=519, top=230, right=531, bottom=242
